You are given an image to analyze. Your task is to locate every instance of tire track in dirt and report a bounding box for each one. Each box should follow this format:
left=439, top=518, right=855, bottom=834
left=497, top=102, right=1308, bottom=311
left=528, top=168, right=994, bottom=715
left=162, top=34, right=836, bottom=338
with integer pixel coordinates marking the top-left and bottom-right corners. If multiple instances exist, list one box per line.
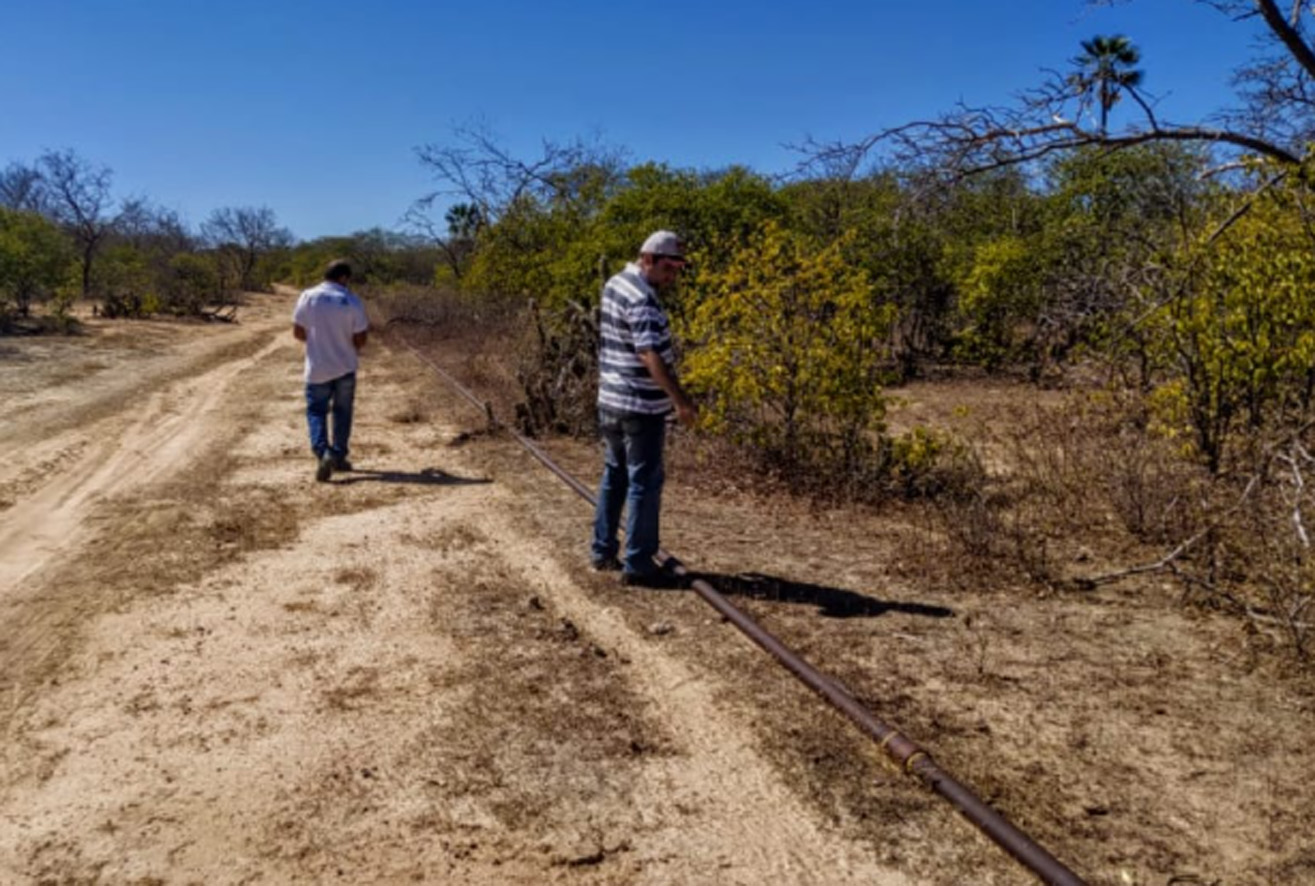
left=0, top=334, right=286, bottom=592
left=458, top=499, right=915, bottom=886
left=0, top=329, right=293, bottom=752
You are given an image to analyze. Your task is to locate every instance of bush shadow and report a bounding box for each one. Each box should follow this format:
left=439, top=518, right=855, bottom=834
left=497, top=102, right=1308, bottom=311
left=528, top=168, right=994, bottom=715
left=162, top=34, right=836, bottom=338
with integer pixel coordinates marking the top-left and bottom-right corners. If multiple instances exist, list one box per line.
left=690, top=570, right=955, bottom=620
left=334, top=467, right=492, bottom=487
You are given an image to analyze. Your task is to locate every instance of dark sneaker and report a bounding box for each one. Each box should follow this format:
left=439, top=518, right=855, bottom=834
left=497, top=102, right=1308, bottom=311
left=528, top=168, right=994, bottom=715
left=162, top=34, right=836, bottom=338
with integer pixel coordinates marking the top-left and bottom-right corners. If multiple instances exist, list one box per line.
left=621, top=570, right=684, bottom=590
left=332, top=455, right=353, bottom=472
left=591, top=556, right=623, bottom=572
left=315, top=453, right=334, bottom=483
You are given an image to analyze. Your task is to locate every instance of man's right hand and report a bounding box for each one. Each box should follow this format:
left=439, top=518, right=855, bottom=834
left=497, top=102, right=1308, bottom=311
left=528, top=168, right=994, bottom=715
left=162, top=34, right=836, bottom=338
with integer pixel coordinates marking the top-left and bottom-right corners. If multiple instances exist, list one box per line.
left=674, top=399, right=699, bottom=428
left=638, top=349, right=699, bottom=429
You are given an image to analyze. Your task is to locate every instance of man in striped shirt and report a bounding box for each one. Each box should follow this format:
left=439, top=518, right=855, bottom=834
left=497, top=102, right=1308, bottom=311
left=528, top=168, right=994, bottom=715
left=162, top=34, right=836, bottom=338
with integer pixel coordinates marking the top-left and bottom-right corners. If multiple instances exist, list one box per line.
left=591, top=230, right=699, bottom=587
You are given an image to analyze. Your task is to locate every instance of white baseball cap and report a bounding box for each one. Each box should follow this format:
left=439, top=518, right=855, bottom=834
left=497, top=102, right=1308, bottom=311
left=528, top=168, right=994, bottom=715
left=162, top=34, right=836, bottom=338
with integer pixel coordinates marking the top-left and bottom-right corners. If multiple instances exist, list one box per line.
left=640, top=230, right=686, bottom=262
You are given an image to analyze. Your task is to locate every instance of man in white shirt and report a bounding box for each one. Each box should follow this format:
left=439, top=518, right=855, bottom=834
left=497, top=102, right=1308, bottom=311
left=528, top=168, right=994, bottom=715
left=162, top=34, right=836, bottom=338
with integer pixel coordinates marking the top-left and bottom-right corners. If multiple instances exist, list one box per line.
left=292, top=259, right=369, bottom=482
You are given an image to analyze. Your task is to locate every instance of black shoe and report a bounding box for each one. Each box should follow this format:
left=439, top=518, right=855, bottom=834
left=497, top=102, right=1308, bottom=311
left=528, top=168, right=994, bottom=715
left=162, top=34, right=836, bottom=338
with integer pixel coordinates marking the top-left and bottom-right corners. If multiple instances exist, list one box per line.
left=591, top=556, right=623, bottom=572
left=315, top=453, right=334, bottom=483
left=621, top=570, right=684, bottom=590
left=332, top=455, right=353, bottom=472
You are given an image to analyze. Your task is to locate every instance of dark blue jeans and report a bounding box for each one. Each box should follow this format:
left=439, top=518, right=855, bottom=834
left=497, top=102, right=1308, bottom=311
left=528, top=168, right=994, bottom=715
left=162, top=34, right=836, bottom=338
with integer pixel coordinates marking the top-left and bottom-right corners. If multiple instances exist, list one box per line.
left=305, top=372, right=356, bottom=460
left=592, top=410, right=667, bottom=577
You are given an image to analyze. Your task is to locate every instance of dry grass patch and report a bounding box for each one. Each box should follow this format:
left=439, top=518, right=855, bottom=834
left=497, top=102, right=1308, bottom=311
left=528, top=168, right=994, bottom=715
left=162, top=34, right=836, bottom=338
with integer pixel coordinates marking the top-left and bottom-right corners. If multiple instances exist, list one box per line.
left=321, top=666, right=383, bottom=712
left=416, top=522, right=487, bottom=555
left=332, top=566, right=378, bottom=591
left=387, top=403, right=428, bottom=424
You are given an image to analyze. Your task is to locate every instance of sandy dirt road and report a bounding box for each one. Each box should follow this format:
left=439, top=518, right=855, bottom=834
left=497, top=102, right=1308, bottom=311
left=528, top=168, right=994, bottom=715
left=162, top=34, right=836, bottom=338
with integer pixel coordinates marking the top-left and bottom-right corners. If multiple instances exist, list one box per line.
left=0, top=292, right=918, bottom=885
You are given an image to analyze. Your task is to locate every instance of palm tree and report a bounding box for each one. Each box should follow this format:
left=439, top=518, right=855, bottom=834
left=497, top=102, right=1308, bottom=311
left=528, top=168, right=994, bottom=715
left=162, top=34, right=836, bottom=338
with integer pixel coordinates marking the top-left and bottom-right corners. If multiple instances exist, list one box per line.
left=437, top=203, right=484, bottom=281
left=444, top=202, right=484, bottom=241
left=1069, top=35, right=1144, bottom=137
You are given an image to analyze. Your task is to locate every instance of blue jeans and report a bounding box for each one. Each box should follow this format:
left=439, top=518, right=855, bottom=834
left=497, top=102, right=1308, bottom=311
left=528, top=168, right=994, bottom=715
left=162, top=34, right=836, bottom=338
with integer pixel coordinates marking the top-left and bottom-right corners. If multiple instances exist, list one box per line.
left=592, top=410, right=667, bottom=576
left=305, top=372, right=356, bottom=460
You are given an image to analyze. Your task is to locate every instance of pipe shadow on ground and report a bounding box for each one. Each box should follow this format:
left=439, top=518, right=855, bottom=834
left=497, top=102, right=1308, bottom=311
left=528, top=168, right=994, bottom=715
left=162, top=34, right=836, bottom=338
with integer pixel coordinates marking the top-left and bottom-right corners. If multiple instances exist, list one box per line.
left=690, top=570, right=955, bottom=620
left=333, top=467, right=492, bottom=487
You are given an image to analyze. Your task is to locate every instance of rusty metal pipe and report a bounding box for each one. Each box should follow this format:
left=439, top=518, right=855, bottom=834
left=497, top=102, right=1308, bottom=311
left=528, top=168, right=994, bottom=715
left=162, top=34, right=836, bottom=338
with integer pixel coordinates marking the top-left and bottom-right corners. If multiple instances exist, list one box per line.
left=401, top=337, right=1090, bottom=886
left=662, top=556, right=1088, bottom=886
left=404, top=344, right=600, bottom=501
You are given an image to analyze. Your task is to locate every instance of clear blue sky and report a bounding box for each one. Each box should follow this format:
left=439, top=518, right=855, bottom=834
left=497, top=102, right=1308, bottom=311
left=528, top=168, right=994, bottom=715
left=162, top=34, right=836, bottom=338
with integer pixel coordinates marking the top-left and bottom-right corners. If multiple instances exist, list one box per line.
left=0, top=0, right=1267, bottom=241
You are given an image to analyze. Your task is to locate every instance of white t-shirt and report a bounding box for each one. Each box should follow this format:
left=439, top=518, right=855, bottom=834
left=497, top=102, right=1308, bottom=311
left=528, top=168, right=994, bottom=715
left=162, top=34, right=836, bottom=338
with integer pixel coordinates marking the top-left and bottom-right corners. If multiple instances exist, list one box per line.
left=292, top=282, right=369, bottom=383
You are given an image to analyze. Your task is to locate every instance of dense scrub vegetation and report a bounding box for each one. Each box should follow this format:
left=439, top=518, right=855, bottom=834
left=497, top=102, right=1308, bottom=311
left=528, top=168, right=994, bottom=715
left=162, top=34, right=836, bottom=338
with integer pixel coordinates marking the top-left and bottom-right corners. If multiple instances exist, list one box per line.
left=356, top=134, right=1311, bottom=660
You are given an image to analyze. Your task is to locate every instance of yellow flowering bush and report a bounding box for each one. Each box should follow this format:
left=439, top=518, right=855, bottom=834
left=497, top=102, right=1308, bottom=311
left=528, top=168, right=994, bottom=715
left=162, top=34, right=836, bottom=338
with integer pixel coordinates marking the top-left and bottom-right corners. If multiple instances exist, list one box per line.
left=681, top=220, right=899, bottom=488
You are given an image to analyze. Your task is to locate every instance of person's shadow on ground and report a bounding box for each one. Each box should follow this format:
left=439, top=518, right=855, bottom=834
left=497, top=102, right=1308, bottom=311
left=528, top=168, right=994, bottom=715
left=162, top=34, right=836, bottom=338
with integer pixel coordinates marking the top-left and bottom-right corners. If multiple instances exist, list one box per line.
left=689, top=570, right=955, bottom=620
left=333, top=467, right=492, bottom=487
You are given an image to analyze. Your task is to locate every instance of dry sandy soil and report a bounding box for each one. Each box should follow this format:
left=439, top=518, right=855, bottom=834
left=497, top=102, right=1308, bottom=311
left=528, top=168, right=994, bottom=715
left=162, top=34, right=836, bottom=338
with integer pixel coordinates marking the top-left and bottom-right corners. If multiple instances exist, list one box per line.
left=1, top=289, right=1312, bottom=886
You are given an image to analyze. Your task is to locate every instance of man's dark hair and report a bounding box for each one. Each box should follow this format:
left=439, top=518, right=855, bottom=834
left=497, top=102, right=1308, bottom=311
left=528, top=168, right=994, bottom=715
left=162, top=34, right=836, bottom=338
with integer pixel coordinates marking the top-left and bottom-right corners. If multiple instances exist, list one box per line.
left=324, top=259, right=353, bottom=282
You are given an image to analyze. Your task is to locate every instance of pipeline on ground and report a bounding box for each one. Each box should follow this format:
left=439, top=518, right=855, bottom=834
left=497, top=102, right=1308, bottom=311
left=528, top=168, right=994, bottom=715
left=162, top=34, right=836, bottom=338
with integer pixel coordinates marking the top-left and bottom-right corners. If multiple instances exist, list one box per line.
left=398, top=334, right=1091, bottom=886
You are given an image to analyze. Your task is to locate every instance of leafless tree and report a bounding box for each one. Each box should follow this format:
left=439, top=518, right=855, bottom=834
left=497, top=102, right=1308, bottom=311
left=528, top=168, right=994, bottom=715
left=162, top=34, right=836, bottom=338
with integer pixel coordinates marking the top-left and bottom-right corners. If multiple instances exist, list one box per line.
left=801, top=0, right=1315, bottom=184
left=411, top=122, right=627, bottom=225
left=116, top=198, right=194, bottom=253
left=408, top=123, right=627, bottom=281
left=36, top=149, right=117, bottom=300
left=201, top=206, right=293, bottom=292
left=0, top=162, right=48, bottom=214
left=1204, top=0, right=1315, bottom=154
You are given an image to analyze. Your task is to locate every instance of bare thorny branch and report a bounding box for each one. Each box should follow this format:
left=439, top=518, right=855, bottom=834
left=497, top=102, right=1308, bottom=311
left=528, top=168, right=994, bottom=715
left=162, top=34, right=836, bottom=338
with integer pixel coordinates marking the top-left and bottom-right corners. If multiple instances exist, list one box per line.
left=1079, top=474, right=1260, bottom=588
left=1080, top=424, right=1315, bottom=589
left=412, top=122, right=627, bottom=225
left=799, top=0, right=1315, bottom=190
left=406, top=123, right=628, bottom=281
left=1081, top=417, right=1315, bottom=655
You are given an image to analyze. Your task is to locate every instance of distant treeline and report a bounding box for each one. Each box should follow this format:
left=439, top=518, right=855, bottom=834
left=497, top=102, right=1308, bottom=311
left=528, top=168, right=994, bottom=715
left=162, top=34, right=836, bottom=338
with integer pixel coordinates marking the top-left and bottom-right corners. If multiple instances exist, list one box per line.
left=0, top=148, right=442, bottom=330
